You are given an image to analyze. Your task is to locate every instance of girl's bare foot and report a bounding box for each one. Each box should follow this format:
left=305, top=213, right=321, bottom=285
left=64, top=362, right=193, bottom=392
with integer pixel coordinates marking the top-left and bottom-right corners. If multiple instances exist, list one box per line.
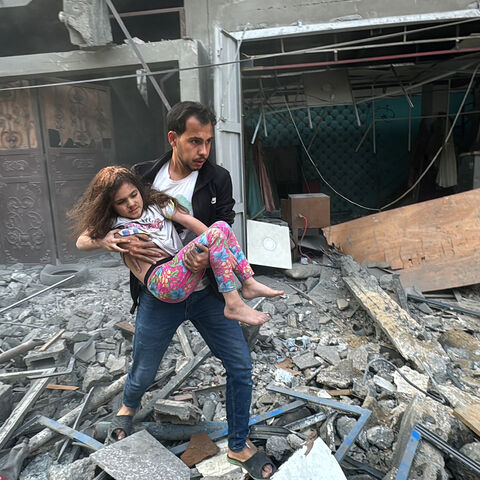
left=224, top=301, right=270, bottom=326
left=241, top=278, right=284, bottom=300
left=228, top=441, right=274, bottom=478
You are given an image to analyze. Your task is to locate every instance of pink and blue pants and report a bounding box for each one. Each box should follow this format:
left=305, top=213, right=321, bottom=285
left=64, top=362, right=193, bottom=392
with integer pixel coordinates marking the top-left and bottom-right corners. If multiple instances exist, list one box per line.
left=145, top=221, right=254, bottom=302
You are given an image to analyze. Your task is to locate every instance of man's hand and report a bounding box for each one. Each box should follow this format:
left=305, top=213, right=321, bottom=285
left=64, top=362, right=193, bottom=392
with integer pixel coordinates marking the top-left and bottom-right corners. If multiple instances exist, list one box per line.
left=125, top=234, right=168, bottom=265
left=183, top=242, right=209, bottom=273
left=96, top=229, right=130, bottom=253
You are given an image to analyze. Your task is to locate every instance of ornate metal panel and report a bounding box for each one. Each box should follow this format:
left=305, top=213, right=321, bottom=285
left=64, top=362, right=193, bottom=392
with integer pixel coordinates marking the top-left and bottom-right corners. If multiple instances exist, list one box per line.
left=40, top=84, right=113, bottom=262
left=0, top=82, right=56, bottom=264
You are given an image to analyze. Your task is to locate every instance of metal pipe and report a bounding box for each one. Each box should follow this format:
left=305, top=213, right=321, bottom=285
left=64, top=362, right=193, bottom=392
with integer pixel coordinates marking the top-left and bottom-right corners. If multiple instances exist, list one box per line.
left=0, top=274, right=75, bottom=316
left=407, top=294, right=480, bottom=318
left=243, top=47, right=480, bottom=72
left=0, top=339, right=43, bottom=364
left=105, top=0, right=171, bottom=111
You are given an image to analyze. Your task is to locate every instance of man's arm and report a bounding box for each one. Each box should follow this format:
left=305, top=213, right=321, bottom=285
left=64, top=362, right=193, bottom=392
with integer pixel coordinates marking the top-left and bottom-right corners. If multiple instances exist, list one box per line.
left=213, top=167, right=236, bottom=225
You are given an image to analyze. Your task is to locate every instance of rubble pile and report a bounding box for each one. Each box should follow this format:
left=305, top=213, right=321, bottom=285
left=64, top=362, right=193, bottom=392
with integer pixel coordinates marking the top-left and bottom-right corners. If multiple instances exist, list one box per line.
left=0, top=252, right=479, bottom=479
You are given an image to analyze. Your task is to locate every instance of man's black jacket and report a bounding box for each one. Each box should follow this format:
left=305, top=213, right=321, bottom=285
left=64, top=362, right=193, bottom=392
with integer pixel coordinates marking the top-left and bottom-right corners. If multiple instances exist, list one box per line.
left=128, top=150, right=236, bottom=312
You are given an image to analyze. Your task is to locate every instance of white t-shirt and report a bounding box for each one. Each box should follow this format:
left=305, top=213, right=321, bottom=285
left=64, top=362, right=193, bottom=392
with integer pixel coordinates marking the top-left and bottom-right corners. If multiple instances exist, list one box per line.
left=112, top=204, right=183, bottom=257
left=152, top=160, right=209, bottom=290
left=152, top=161, right=198, bottom=243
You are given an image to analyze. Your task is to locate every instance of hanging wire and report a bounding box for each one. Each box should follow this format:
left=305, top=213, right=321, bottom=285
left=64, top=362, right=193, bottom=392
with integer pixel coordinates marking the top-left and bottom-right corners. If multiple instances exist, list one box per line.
left=283, top=97, right=381, bottom=212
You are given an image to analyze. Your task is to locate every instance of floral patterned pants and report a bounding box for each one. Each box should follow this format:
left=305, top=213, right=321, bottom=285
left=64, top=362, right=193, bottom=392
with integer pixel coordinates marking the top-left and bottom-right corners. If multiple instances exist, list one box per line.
left=146, top=221, right=254, bottom=303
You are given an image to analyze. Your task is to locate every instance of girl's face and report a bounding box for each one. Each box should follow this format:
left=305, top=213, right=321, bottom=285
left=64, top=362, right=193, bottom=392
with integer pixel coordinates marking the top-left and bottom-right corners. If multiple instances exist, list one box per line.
left=112, top=182, right=143, bottom=219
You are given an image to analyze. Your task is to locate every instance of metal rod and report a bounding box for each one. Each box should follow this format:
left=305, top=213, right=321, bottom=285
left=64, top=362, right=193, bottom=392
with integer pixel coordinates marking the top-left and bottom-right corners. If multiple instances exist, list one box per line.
left=391, top=64, right=414, bottom=109
left=407, top=294, right=480, bottom=318
left=355, top=122, right=373, bottom=152
left=105, top=0, right=171, bottom=111
left=37, top=416, right=103, bottom=451
left=395, top=429, right=421, bottom=480
left=169, top=399, right=306, bottom=455
left=266, top=384, right=372, bottom=461
left=0, top=274, right=75, bottom=316
left=110, top=7, right=184, bottom=18
left=57, top=386, right=95, bottom=461
left=244, top=47, right=480, bottom=72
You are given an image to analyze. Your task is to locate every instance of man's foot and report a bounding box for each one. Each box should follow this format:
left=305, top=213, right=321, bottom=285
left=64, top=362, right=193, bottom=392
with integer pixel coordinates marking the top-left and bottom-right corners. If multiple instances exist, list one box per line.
left=227, top=441, right=275, bottom=479
left=110, top=405, right=135, bottom=441
left=224, top=301, right=270, bottom=326
left=241, top=278, right=284, bottom=300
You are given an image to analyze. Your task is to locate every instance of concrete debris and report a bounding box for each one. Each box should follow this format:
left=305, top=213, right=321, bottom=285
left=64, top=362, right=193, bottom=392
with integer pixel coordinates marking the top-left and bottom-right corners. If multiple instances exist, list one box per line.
left=195, top=439, right=242, bottom=478
left=91, top=430, right=190, bottom=480
left=0, top=251, right=479, bottom=479
left=266, top=435, right=292, bottom=460
left=153, top=398, right=202, bottom=425
left=47, top=457, right=96, bottom=480
left=271, top=437, right=347, bottom=479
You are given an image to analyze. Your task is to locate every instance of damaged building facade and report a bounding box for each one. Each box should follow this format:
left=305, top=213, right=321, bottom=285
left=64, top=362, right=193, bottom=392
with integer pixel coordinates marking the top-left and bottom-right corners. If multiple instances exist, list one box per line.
left=1, top=1, right=480, bottom=480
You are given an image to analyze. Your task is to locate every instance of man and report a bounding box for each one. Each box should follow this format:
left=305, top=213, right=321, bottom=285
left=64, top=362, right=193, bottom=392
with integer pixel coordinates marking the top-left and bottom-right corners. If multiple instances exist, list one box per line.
left=94, top=101, right=275, bottom=479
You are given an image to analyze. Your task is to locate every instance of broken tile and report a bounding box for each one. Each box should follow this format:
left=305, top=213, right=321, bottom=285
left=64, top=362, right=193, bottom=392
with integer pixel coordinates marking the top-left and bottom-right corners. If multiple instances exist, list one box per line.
left=180, top=432, right=220, bottom=467
left=91, top=430, right=189, bottom=480
left=196, top=439, right=242, bottom=478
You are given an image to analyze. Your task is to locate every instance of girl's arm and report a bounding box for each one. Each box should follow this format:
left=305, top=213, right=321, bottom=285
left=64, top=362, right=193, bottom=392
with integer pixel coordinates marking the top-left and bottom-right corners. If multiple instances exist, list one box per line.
left=76, top=229, right=129, bottom=253
left=171, top=209, right=208, bottom=236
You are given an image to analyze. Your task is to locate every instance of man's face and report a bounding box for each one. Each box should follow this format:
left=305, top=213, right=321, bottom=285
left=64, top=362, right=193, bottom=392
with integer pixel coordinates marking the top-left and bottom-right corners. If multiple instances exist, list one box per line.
left=169, top=116, right=214, bottom=173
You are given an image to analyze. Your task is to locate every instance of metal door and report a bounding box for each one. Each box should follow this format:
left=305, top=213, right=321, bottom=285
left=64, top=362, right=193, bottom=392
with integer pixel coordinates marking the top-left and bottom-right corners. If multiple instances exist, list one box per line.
left=39, top=84, right=114, bottom=262
left=213, top=28, right=246, bottom=247
left=0, top=82, right=113, bottom=264
left=0, top=81, right=56, bottom=264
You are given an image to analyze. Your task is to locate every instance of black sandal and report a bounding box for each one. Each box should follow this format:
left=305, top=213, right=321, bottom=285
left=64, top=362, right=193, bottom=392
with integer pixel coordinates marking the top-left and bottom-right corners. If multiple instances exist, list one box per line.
left=227, top=451, right=277, bottom=480
left=106, top=415, right=133, bottom=444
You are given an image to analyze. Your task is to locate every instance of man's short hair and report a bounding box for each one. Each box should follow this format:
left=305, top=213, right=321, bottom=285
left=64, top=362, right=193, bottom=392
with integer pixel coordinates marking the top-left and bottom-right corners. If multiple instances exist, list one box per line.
left=167, top=101, right=217, bottom=135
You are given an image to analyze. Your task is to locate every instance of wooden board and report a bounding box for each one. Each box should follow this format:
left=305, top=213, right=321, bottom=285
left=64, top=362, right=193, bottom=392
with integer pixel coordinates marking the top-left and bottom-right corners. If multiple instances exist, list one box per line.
left=454, top=403, right=480, bottom=437
left=323, top=189, right=480, bottom=292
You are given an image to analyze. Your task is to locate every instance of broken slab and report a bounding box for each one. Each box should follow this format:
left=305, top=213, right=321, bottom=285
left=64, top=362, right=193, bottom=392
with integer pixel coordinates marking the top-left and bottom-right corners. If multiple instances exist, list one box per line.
left=180, top=432, right=220, bottom=467
left=91, top=430, right=190, bottom=480
left=271, top=437, right=346, bottom=480
left=153, top=399, right=202, bottom=425
left=340, top=256, right=447, bottom=376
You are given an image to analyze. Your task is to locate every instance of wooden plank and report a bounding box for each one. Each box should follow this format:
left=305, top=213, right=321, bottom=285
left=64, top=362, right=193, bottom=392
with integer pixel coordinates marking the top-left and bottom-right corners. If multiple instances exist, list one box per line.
left=323, top=189, right=480, bottom=292
left=340, top=256, right=447, bottom=375
left=39, top=329, right=65, bottom=352
left=46, top=384, right=79, bottom=391
left=453, top=403, right=480, bottom=436
left=0, top=368, right=54, bottom=450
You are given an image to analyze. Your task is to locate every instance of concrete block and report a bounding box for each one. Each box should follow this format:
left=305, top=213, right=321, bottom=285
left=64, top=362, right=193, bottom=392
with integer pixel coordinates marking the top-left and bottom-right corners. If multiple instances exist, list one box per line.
left=24, top=340, right=67, bottom=368
left=292, top=351, right=321, bottom=370
left=315, top=345, right=341, bottom=366
left=196, top=439, right=242, bottom=478
left=90, top=430, right=190, bottom=480
left=153, top=399, right=202, bottom=425
left=48, top=457, right=96, bottom=480
left=271, top=437, right=346, bottom=480
left=180, top=432, right=220, bottom=467
left=0, top=382, right=13, bottom=422
left=82, top=365, right=112, bottom=391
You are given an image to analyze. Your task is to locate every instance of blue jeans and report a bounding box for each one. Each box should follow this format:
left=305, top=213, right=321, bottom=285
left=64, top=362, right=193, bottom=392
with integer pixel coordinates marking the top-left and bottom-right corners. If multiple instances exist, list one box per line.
left=123, top=284, right=253, bottom=452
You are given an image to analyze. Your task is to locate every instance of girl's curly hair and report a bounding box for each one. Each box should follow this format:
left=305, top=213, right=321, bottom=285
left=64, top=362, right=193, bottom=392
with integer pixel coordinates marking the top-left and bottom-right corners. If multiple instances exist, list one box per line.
left=68, top=166, right=184, bottom=239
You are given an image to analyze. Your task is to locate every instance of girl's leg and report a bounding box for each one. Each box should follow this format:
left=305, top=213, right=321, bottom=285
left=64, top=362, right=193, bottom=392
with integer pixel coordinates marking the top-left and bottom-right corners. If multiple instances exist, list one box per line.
left=146, top=249, right=205, bottom=303
left=195, top=222, right=282, bottom=325
left=208, top=221, right=284, bottom=300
